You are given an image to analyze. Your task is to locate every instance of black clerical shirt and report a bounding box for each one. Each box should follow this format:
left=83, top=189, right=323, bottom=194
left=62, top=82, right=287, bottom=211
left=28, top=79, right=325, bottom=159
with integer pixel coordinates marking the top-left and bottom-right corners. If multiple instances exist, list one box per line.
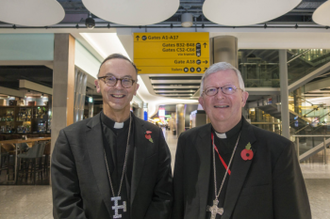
left=206, top=119, right=243, bottom=219
left=101, top=111, right=135, bottom=219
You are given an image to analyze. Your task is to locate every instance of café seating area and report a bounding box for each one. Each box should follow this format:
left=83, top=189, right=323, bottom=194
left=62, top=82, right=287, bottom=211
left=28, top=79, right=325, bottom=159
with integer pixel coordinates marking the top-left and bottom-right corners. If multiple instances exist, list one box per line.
left=0, top=137, right=51, bottom=185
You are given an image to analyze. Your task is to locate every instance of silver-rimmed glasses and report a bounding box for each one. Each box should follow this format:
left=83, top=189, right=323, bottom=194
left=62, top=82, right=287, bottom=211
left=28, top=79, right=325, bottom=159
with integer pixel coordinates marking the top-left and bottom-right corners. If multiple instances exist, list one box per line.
left=98, top=75, right=136, bottom=88
left=203, top=85, right=242, bottom=96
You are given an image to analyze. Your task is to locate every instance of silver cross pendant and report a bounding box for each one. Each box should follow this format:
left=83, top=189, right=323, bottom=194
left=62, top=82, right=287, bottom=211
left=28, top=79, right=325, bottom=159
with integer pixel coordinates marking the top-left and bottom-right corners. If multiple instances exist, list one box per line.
left=111, top=196, right=127, bottom=219
left=207, top=199, right=224, bottom=219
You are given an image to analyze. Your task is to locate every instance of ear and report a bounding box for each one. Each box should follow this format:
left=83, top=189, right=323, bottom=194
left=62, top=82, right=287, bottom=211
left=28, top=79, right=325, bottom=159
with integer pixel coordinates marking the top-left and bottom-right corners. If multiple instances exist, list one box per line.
left=198, top=96, right=205, bottom=109
left=241, top=91, right=249, bottom=107
left=134, top=83, right=140, bottom=95
left=94, top=79, right=101, bottom=93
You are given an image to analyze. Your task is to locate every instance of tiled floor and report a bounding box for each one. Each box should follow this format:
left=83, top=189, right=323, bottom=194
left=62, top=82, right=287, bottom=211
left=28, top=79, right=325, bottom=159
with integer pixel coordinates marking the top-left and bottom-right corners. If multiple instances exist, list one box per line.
left=0, top=128, right=329, bottom=219
left=0, top=186, right=52, bottom=219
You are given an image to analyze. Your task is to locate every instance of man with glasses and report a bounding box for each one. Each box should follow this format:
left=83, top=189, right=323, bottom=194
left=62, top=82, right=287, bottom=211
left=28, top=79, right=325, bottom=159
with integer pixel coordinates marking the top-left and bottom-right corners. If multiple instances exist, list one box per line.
left=52, top=53, right=172, bottom=219
left=172, top=62, right=311, bottom=219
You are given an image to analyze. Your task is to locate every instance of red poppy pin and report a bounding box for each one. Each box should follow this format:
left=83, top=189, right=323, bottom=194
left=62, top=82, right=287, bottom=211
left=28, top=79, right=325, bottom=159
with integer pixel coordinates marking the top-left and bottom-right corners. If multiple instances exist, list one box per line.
left=145, top=130, right=154, bottom=143
left=241, top=142, right=254, bottom=161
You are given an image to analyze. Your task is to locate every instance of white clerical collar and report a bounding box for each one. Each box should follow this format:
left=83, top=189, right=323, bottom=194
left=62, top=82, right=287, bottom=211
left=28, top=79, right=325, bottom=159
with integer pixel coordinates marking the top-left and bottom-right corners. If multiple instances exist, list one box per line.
left=113, top=122, right=124, bottom=129
left=215, top=131, right=227, bottom=139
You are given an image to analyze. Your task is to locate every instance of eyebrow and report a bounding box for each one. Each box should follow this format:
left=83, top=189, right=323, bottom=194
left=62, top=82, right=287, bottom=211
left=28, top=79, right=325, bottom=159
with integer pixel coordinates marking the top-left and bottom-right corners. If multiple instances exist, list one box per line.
left=206, top=84, right=236, bottom=88
left=103, top=73, right=133, bottom=78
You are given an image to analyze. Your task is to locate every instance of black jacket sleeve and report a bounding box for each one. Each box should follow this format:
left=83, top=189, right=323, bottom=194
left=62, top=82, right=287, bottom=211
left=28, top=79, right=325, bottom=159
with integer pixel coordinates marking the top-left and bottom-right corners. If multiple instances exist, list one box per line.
left=51, top=129, right=87, bottom=219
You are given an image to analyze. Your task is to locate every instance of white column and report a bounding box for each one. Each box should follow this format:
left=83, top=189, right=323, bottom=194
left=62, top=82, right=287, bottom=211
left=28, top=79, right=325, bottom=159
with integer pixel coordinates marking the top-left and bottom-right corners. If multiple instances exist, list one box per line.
left=176, top=104, right=185, bottom=137
left=279, top=50, right=290, bottom=139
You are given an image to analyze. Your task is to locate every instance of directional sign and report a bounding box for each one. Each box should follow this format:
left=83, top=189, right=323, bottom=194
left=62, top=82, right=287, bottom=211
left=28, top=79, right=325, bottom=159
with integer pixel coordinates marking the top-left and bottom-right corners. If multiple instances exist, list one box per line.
left=134, top=32, right=209, bottom=74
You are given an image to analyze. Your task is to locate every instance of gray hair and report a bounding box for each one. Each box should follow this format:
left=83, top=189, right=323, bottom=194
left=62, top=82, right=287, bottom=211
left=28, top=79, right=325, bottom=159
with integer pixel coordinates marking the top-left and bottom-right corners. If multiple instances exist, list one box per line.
left=200, top=62, right=245, bottom=96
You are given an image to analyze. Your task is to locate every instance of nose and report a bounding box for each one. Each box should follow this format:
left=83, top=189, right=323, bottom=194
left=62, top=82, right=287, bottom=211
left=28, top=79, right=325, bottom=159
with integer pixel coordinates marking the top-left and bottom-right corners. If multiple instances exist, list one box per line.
left=214, top=87, right=225, bottom=99
left=113, top=79, right=124, bottom=89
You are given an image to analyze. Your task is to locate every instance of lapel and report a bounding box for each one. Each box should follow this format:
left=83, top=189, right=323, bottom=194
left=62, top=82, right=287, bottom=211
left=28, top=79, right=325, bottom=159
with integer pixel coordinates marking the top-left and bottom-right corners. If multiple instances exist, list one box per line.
left=196, top=124, right=212, bottom=218
left=85, top=113, right=113, bottom=215
left=130, top=115, right=151, bottom=206
left=222, top=119, right=257, bottom=219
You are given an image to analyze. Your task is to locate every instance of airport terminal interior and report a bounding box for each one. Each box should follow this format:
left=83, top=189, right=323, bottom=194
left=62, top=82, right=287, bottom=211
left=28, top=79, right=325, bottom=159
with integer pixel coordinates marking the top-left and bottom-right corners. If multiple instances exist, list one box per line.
left=1, top=0, right=330, bottom=218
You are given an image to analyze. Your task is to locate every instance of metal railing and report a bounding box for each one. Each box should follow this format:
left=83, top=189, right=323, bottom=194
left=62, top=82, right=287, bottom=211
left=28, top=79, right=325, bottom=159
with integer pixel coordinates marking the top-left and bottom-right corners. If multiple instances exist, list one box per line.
left=292, top=135, right=330, bottom=164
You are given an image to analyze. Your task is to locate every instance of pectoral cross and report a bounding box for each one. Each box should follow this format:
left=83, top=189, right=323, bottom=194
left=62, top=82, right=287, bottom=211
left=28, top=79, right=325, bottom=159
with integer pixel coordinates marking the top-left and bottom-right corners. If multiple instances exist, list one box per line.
left=111, top=196, right=127, bottom=219
left=207, top=199, right=224, bottom=219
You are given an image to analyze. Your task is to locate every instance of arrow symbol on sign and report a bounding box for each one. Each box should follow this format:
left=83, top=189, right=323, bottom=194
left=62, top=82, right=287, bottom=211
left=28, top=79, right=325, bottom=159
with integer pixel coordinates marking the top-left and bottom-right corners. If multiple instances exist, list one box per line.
left=203, top=60, right=208, bottom=64
left=136, top=35, right=140, bottom=41
left=203, top=43, right=207, bottom=48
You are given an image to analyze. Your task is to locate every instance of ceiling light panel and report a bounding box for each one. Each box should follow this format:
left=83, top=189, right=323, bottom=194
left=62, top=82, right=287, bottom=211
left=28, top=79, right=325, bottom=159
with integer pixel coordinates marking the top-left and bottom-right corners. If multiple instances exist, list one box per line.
left=203, top=0, right=302, bottom=26
left=313, top=1, right=330, bottom=26
left=0, top=0, right=65, bottom=26
left=82, top=0, right=180, bottom=25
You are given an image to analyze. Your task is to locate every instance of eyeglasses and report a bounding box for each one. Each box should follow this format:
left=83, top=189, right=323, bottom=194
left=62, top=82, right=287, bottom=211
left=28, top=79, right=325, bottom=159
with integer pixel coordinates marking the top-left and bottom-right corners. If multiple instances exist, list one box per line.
left=98, top=75, right=136, bottom=88
left=203, top=85, right=242, bottom=96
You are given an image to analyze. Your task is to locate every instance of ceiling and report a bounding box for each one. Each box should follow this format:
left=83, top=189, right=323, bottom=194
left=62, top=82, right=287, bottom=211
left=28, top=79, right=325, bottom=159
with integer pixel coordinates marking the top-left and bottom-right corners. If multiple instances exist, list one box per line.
left=0, top=0, right=325, bottom=29
left=1, top=0, right=330, bottom=110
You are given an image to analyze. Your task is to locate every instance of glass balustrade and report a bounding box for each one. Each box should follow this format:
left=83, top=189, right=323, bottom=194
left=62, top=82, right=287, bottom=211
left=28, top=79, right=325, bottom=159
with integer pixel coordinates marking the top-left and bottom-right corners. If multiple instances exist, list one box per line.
left=249, top=98, right=330, bottom=158
left=238, top=49, right=330, bottom=88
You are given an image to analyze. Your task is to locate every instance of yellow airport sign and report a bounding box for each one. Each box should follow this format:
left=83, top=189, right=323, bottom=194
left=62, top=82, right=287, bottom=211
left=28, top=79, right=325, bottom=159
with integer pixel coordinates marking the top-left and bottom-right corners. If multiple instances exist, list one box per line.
left=134, top=32, right=208, bottom=42
left=134, top=41, right=209, bottom=59
left=134, top=58, right=209, bottom=67
left=136, top=66, right=209, bottom=74
left=134, top=32, right=209, bottom=74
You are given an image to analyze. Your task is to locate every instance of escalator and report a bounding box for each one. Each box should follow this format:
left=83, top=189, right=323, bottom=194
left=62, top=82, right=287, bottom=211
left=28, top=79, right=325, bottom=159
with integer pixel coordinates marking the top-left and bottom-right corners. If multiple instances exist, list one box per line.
left=257, top=103, right=310, bottom=133
left=242, top=48, right=330, bottom=162
left=239, top=49, right=330, bottom=88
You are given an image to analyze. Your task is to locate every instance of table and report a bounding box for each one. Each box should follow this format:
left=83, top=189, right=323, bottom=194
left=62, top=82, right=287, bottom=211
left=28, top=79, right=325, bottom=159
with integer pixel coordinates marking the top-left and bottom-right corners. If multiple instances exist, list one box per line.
left=0, top=137, right=51, bottom=183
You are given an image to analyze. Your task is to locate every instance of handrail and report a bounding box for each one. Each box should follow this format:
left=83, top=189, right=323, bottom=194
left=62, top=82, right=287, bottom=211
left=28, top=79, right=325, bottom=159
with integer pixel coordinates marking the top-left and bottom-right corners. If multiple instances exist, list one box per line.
left=292, top=135, right=330, bottom=137
left=293, top=111, right=330, bottom=134
left=288, top=107, right=310, bottom=123
left=295, top=96, right=315, bottom=106
left=294, top=124, right=310, bottom=134
left=292, top=134, right=330, bottom=164
left=319, top=111, right=330, bottom=120
left=302, top=107, right=319, bottom=117
left=287, top=49, right=311, bottom=64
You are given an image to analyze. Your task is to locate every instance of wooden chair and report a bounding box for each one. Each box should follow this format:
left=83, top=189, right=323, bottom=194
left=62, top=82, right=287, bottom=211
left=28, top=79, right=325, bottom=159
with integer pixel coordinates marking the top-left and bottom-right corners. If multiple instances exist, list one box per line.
left=0, top=143, right=16, bottom=181
left=17, top=142, right=46, bottom=185
left=42, top=141, right=51, bottom=177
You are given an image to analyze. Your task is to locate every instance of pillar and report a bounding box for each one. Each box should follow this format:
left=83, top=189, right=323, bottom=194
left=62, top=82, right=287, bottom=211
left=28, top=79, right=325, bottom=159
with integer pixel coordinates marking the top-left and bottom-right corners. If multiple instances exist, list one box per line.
left=279, top=50, right=290, bottom=139
left=176, top=104, right=185, bottom=137
left=87, top=96, right=94, bottom=118
left=74, top=69, right=87, bottom=122
left=143, top=103, right=148, bottom=121
left=51, top=34, right=75, bottom=152
left=293, top=88, right=302, bottom=115
left=134, top=107, right=143, bottom=120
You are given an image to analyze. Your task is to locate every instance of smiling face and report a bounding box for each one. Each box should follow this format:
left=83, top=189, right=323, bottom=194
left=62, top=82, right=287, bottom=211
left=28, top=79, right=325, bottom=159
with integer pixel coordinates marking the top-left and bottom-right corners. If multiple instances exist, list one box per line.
left=198, top=69, right=249, bottom=132
left=95, top=58, right=139, bottom=120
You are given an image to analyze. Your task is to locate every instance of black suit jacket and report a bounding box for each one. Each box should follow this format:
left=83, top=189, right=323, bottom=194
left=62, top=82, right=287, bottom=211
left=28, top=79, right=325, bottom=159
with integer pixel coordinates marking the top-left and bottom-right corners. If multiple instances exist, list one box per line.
left=172, top=118, right=311, bottom=219
left=51, top=113, right=172, bottom=219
